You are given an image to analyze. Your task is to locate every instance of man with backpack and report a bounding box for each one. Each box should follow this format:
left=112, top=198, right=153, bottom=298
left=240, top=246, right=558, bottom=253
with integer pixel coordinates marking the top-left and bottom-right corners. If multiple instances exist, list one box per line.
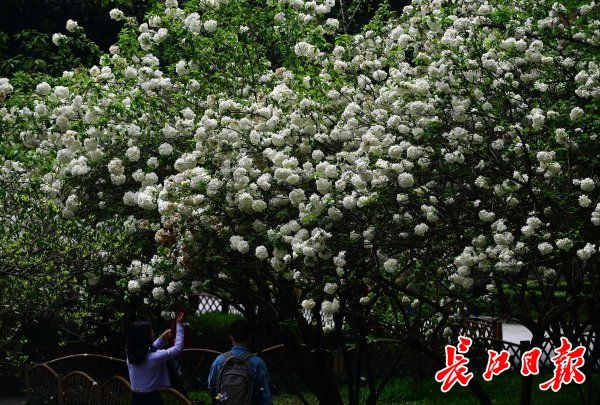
left=208, top=319, right=273, bottom=404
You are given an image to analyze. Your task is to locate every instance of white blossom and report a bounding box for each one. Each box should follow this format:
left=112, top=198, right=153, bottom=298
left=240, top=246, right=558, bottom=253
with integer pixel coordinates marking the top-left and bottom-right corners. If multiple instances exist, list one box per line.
left=204, top=20, right=218, bottom=33
left=537, top=242, right=553, bottom=255
left=66, top=19, right=79, bottom=32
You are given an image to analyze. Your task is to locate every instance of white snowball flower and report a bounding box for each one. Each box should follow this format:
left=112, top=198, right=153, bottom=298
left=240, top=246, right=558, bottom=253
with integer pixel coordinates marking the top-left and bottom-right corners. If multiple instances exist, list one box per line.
left=65, top=194, right=79, bottom=211
left=184, top=13, right=201, bottom=32
left=175, top=60, right=187, bottom=75
left=147, top=157, right=159, bottom=169
left=521, top=225, right=535, bottom=237
left=397, top=172, right=414, bottom=188
left=342, top=195, right=357, bottom=209
left=359, top=296, right=370, bottom=306
left=122, top=192, right=138, bottom=206
left=301, top=299, right=315, bottom=310
left=36, top=82, right=51, bottom=96
left=152, top=287, right=166, bottom=300
left=158, top=143, right=174, bottom=156
left=294, top=41, right=317, bottom=58
left=537, top=242, right=554, bottom=255
left=122, top=66, right=137, bottom=80
left=66, top=19, right=79, bottom=32
left=128, top=280, right=141, bottom=292
left=109, top=8, right=125, bottom=21
left=255, top=245, right=269, bottom=260
left=167, top=281, right=182, bottom=294
left=289, top=189, right=306, bottom=207
left=109, top=172, right=129, bottom=189
left=592, top=204, right=600, bottom=226
left=569, top=107, right=584, bottom=121
left=274, top=12, right=286, bottom=23
left=137, top=192, right=157, bottom=210
left=204, top=20, right=218, bottom=33
left=478, top=210, right=495, bottom=222
left=414, top=223, right=429, bottom=236
left=323, top=283, right=338, bottom=295
left=579, top=178, right=595, bottom=192
left=34, top=103, right=48, bottom=116
left=321, top=299, right=340, bottom=314
left=230, top=235, right=249, bottom=254
left=383, top=258, right=398, bottom=273
left=54, top=86, right=70, bottom=99
left=325, top=18, right=339, bottom=30
left=108, top=158, right=124, bottom=175
left=148, top=16, right=161, bottom=27
left=52, top=33, right=67, bottom=45
left=577, top=243, right=596, bottom=260
left=132, top=169, right=145, bottom=183
left=527, top=217, right=543, bottom=229
left=579, top=195, right=592, bottom=207
left=556, top=238, right=573, bottom=251
left=0, top=78, right=12, bottom=98
left=126, top=146, right=141, bottom=162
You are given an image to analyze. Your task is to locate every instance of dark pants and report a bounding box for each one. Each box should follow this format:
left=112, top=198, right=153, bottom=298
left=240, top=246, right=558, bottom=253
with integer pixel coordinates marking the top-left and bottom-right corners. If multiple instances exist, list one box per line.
left=132, top=391, right=163, bottom=405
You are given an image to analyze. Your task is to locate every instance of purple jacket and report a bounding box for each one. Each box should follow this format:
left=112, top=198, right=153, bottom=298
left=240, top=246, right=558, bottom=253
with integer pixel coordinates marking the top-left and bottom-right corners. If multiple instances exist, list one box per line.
left=127, top=323, right=184, bottom=392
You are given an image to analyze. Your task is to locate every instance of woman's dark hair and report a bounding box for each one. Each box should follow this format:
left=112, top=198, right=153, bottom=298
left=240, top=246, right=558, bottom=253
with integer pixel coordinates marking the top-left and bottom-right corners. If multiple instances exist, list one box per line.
left=127, top=321, right=153, bottom=365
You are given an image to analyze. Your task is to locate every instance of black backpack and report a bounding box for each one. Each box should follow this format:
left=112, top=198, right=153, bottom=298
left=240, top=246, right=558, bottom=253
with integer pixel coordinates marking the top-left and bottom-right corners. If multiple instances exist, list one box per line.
left=215, top=351, right=254, bottom=404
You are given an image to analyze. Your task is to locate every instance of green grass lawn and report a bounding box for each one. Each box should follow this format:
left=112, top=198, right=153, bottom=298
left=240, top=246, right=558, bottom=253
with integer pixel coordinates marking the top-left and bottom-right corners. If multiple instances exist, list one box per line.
left=268, top=372, right=599, bottom=404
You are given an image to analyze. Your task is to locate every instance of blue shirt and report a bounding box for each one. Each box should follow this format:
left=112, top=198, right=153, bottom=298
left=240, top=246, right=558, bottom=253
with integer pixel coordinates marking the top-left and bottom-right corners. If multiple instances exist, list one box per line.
left=127, top=323, right=184, bottom=392
left=208, top=345, right=272, bottom=405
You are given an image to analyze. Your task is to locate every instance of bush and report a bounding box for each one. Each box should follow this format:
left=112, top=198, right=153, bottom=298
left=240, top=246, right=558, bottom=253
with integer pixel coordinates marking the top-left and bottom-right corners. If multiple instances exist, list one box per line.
left=188, top=312, right=244, bottom=339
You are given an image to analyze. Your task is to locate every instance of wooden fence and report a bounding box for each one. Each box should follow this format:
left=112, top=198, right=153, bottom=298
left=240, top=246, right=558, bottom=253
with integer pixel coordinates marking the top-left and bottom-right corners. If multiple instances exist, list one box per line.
left=26, top=353, right=197, bottom=405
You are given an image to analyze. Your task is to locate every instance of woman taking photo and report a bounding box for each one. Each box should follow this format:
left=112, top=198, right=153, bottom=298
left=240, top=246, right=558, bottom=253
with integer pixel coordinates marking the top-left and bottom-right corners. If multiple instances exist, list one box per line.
left=127, top=312, right=185, bottom=405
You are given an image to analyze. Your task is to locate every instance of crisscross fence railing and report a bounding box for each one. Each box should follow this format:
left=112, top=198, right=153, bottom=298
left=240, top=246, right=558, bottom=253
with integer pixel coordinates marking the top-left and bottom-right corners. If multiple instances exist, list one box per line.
left=469, top=332, right=599, bottom=372
left=459, top=317, right=503, bottom=340
left=198, top=293, right=332, bottom=327
left=197, top=293, right=241, bottom=315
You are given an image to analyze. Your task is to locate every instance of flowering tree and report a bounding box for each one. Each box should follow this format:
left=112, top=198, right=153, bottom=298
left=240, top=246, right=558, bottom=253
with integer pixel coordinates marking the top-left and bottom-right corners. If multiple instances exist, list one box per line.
left=2, top=0, right=599, bottom=403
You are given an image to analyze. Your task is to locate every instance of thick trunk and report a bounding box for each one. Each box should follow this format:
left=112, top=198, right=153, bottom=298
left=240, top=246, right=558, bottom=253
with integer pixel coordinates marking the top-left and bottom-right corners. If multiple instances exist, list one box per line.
left=317, top=366, right=344, bottom=405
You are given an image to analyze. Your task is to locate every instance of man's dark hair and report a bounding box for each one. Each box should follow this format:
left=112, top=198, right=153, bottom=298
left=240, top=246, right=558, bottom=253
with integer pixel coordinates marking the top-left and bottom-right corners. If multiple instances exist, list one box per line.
left=229, top=319, right=252, bottom=342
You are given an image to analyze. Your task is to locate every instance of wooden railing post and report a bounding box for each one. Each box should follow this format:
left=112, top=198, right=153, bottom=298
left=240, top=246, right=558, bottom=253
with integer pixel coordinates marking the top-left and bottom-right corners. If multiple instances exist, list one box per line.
left=495, top=319, right=503, bottom=341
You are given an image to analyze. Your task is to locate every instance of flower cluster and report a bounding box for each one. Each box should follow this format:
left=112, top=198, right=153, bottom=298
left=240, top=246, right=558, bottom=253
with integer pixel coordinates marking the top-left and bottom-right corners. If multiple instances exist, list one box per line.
left=1, top=0, right=598, bottom=337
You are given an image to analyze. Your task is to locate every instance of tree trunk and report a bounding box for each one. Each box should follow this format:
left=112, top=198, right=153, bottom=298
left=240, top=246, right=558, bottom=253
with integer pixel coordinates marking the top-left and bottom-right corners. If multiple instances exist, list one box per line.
left=317, top=360, right=344, bottom=405
left=520, top=333, right=543, bottom=405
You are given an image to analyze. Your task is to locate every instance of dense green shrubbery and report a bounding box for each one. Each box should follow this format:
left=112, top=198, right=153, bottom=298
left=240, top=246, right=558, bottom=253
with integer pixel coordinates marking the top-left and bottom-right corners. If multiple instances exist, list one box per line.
left=187, top=311, right=243, bottom=339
